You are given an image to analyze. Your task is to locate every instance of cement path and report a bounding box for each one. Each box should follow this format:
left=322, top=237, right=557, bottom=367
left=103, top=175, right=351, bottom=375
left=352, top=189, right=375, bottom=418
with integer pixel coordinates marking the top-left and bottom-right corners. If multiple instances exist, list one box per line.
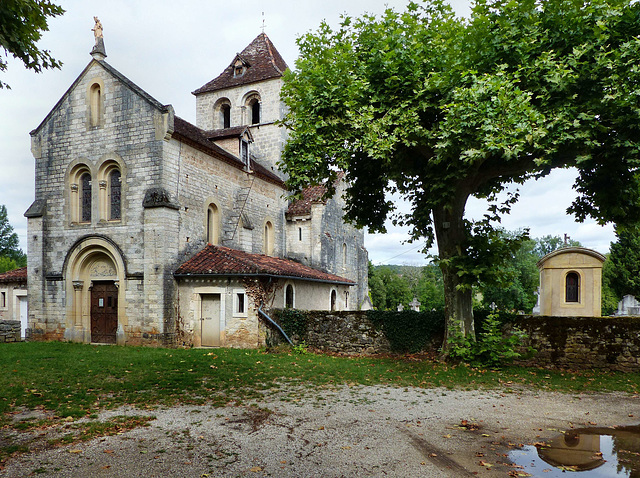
left=1, top=386, right=638, bottom=477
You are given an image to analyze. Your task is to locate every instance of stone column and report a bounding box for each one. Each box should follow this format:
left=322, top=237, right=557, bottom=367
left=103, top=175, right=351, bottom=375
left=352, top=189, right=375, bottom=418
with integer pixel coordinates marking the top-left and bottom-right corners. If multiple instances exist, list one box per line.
left=72, top=281, right=84, bottom=326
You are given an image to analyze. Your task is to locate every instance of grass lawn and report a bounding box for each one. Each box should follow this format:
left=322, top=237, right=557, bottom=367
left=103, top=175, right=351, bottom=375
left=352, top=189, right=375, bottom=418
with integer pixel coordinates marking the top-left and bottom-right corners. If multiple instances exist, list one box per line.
left=1, top=341, right=639, bottom=421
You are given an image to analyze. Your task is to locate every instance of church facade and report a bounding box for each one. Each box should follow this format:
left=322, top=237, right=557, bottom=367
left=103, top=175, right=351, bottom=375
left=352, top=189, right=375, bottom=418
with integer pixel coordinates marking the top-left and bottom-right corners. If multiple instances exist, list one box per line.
left=24, top=33, right=368, bottom=347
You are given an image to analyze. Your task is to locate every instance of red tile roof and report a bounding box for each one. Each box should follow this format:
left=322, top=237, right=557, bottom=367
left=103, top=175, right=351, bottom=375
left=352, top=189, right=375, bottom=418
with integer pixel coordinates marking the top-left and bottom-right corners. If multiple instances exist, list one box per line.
left=0, top=267, right=27, bottom=283
left=193, top=33, right=289, bottom=95
left=286, top=184, right=327, bottom=217
left=286, top=173, right=345, bottom=218
left=174, top=245, right=354, bottom=285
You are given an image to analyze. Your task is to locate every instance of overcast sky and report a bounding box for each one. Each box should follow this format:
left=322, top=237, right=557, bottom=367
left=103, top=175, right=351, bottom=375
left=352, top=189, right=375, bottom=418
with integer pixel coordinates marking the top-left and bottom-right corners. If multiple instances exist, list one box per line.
left=0, top=0, right=616, bottom=266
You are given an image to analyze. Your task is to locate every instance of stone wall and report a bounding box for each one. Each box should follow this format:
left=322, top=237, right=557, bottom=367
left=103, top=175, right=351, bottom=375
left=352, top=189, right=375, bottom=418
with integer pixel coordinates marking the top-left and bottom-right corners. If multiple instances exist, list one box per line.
left=269, top=310, right=390, bottom=354
left=515, top=316, right=640, bottom=372
left=0, top=320, right=21, bottom=343
left=269, top=310, right=640, bottom=371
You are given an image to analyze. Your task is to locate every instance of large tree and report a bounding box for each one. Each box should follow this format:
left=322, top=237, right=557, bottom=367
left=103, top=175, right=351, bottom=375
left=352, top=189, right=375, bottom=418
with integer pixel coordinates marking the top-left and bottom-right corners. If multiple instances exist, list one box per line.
left=607, top=225, right=640, bottom=298
left=0, top=0, right=64, bottom=89
left=280, top=0, right=640, bottom=347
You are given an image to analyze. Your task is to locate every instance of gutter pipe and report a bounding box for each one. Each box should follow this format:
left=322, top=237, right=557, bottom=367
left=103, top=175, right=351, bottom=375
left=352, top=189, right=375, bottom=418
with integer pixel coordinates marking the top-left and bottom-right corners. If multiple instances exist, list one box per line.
left=258, top=303, right=293, bottom=346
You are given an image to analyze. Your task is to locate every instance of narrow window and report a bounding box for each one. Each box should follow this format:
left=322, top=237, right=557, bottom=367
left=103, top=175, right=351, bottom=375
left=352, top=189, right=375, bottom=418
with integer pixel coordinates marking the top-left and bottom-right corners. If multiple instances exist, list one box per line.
left=109, top=169, right=121, bottom=220
left=342, top=243, right=347, bottom=269
left=0, top=291, right=6, bottom=308
left=241, top=140, right=249, bottom=165
left=206, top=204, right=219, bottom=244
left=345, top=291, right=349, bottom=309
left=221, top=104, right=231, bottom=129
left=81, top=173, right=92, bottom=222
left=298, top=227, right=302, bottom=241
left=330, top=290, right=337, bottom=311
left=566, top=272, right=579, bottom=303
left=264, top=221, right=274, bottom=255
left=90, top=83, right=101, bottom=127
left=251, top=99, right=260, bottom=124
left=285, top=284, right=294, bottom=308
left=236, top=293, right=245, bottom=314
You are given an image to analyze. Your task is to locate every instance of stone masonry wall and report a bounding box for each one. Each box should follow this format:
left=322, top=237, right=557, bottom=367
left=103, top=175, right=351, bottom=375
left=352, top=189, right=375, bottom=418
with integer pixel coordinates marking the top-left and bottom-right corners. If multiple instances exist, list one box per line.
left=515, top=316, right=640, bottom=372
left=0, top=320, right=21, bottom=343
left=269, top=310, right=390, bottom=354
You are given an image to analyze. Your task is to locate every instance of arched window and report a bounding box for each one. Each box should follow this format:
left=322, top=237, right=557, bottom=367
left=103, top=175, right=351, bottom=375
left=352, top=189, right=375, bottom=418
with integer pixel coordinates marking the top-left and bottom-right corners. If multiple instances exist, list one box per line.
left=109, top=169, right=121, bottom=220
left=298, top=227, right=302, bottom=241
left=80, top=173, right=92, bottom=222
left=221, top=104, right=231, bottom=129
left=264, top=220, right=274, bottom=255
left=285, top=284, right=294, bottom=308
left=206, top=203, right=220, bottom=245
left=330, top=290, right=337, bottom=311
left=245, top=94, right=261, bottom=125
left=566, top=272, right=579, bottom=303
left=90, top=83, right=101, bottom=127
left=342, top=243, right=347, bottom=269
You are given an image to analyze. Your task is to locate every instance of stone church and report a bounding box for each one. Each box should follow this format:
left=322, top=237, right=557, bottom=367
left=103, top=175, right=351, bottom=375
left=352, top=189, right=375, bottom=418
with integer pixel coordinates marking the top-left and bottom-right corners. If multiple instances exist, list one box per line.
left=24, top=29, right=369, bottom=347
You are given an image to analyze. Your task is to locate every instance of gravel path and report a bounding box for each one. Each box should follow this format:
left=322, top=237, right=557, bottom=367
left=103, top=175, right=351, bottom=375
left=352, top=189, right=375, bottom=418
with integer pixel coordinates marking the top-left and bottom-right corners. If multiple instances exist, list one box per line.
left=2, top=386, right=638, bottom=477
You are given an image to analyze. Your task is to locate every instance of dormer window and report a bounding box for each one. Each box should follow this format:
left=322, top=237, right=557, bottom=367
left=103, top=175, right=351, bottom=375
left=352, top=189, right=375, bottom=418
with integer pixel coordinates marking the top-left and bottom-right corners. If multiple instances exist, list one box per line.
left=233, top=59, right=246, bottom=78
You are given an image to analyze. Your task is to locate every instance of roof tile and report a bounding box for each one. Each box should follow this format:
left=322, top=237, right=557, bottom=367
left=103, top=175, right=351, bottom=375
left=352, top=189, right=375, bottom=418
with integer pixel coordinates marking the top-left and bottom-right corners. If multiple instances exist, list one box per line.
left=175, top=245, right=353, bottom=285
left=0, top=267, right=27, bottom=283
left=193, top=33, right=289, bottom=95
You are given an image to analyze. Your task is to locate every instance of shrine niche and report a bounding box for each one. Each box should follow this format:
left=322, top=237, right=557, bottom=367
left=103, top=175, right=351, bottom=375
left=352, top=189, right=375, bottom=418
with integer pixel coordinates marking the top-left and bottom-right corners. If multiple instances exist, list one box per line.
left=537, top=247, right=606, bottom=317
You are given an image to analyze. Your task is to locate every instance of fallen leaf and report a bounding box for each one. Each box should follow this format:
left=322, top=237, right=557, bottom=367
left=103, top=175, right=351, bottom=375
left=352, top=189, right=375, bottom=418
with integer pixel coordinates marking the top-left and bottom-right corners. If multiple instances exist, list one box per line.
left=104, top=449, right=115, bottom=454
left=69, top=449, right=82, bottom=454
left=250, top=466, right=263, bottom=472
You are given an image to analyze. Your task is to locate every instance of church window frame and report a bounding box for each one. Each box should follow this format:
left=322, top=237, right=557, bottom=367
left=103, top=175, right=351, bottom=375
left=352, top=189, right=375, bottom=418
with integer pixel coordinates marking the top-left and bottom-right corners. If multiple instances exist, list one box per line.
left=330, top=289, right=337, bottom=311
left=243, top=92, right=261, bottom=125
left=263, top=220, right=274, bottom=256
left=86, top=78, right=105, bottom=128
left=285, top=283, right=295, bottom=309
left=97, top=157, right=125, bottom=224
left=565, top=271, right=580, bottom=303
left=205, top=201, right=221, bottom=245
left=68, top=163, right=94, bottom=225
left=214, top=98, right=232, bottom=129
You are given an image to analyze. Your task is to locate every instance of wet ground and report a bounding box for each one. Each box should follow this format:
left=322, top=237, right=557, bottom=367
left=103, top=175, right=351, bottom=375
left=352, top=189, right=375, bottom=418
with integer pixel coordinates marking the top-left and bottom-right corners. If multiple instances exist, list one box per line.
left=509, top=425, right=640, bottom=476
left=1, top=386, right=638, bottom=477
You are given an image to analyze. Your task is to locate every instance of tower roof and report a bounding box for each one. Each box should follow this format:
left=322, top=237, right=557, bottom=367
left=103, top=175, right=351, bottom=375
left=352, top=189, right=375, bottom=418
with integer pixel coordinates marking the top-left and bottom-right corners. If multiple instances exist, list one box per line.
left=193, top=33, right=288, bottom=95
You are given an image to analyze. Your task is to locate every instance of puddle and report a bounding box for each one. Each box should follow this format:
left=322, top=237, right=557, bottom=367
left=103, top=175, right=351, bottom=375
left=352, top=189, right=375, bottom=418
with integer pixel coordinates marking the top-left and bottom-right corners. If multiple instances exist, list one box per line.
left=508, top=425, right=640, bottom=477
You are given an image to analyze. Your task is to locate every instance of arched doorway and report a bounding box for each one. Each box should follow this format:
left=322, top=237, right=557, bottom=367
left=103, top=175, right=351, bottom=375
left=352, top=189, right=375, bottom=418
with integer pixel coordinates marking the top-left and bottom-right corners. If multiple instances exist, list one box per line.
left=65, top=237, right=126, bottom=344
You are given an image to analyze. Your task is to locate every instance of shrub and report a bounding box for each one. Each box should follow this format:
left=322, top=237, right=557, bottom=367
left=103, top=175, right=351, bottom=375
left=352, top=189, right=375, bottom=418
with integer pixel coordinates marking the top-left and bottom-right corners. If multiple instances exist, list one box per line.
left=366, top=309, right=445, bottom=353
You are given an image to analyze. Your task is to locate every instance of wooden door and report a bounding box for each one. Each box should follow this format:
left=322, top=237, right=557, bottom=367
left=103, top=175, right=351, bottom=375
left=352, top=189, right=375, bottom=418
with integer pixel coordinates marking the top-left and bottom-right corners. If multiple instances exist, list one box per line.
left=201, top=294, right=221, bottom=347
left=91, top=282, right=118, bottom=343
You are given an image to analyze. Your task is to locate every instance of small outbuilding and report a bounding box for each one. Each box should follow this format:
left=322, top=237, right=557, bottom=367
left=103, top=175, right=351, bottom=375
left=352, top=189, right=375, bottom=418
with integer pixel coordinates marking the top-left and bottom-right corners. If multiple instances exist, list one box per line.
left=537, top=247, right=606, bottom=317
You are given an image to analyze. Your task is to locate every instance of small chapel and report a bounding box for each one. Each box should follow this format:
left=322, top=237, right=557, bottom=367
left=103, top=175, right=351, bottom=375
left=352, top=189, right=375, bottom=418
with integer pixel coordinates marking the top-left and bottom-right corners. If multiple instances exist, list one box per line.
left=24, top=22, right=369, bottom=347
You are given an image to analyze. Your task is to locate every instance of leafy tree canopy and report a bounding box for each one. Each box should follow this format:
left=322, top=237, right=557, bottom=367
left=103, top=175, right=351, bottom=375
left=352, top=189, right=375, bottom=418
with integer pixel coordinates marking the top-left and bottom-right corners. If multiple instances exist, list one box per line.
left=281, top=0, right=640, bottom=341
left=0, top=0, right=64, bottom=89
left=607, top=225, right=640, bottom=298
left=0, top=205, right=26, bottom=267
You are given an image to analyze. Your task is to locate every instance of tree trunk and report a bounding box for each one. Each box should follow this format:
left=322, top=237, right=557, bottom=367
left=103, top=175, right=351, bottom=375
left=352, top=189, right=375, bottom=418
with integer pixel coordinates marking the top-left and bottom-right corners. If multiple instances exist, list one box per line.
left=432, top=194, right=475, bottom=352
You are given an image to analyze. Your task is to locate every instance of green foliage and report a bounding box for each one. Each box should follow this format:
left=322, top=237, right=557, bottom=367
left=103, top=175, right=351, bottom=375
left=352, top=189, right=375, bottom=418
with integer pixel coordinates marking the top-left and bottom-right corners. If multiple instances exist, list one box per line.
left=280, top=0, right=640, bottom=339
left=292, top=341, right=308, bottom=355
left=533, top=235, right=582, bottom=259
left=0, top=256, right=18, bottom=274
left=0, top=0, right=65, bottom=88
left=274, top=308, right=308, bottom=340
left=607, top=225, right=640, bottom=299
left=368, top=263, right=444, bottom=311
left=0, top=205, right=26, bottom=267
left=446, top=314, right=531, bottom=368
left=366, top=309, right=445, bottom=353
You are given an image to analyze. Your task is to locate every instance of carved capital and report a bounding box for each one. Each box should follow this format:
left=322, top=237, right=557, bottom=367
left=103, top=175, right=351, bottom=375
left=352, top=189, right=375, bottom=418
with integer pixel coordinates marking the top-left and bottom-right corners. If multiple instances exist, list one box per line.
left=99, top=180, right=107, bottom=189
left=113, top=280, right=119, bottom=289
left=70, top=183, right=79, bottom=192
left=72, top=280, right=84, bottom=291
